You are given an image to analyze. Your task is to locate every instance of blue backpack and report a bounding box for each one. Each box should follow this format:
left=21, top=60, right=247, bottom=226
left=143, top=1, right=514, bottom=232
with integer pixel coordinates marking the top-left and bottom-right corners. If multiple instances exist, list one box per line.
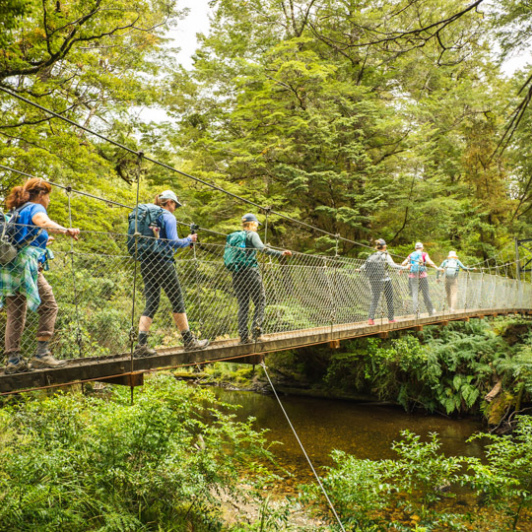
left=223, top=231, right=257, bottom=272
left=127, top=203, right=168, bottom=261
left=409, top=251, right=427, bottom=274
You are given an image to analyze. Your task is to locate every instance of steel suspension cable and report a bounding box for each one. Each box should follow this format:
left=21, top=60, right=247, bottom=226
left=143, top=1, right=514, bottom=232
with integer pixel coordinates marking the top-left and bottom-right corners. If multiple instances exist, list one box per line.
left=66, top=187, right=83, bottom=358
left=129, top=153, right=143, bottom=404
left=0, top=86, right=404, bottom=259
left=260, top=361, right=346, bottom=532
left=0, top=163, right=226, bottom=238
left=0, top=164, right=132, bottom=210
left=1, top=156, right=516, bottom=279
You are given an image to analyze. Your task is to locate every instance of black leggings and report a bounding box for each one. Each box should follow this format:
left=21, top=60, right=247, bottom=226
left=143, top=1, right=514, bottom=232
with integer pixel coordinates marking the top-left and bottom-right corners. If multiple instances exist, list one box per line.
left=140, top=260, right=186, bottom=318
left=368, top=279, right=394, bottom=320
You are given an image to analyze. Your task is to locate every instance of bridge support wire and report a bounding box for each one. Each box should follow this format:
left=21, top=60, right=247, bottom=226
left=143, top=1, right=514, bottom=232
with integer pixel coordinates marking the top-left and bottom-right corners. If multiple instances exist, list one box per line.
left=260, top=361, right=346, bottom=532
left=128, top=152, right=144, bottom=404
left=66, top=187, right=83, bottom=359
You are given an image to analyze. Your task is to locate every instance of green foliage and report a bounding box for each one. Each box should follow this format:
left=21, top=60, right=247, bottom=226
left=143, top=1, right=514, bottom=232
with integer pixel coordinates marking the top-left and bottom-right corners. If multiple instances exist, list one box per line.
left=466, top=416, right=532, bottom=530
left=321, top=319, right=532, bottom=415
left=389, top=431, right=464, bottom=506
left=0, top=375, right=276, bottom=531
left=309, top=416, right=532, bottom=531
left=318, top=450, right=393, bottom=530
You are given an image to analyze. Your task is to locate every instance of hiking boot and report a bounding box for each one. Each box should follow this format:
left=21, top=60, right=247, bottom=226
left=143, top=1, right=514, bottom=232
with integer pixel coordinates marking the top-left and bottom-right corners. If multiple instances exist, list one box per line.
left=5, top=357, right=31, bottom=375
left=239, top=337, right=252, bottom=345
left=30, top=354, right=66, bottom=369
left=368, top=319, right=375, bottom=325
left=133, top=344, right=157, bottom=358
left=184, top=337, right=210, bottom=351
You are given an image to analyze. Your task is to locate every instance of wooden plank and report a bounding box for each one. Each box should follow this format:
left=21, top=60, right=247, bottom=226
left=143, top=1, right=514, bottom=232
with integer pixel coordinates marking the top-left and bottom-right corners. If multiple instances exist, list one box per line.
left=0, top=307, right=529, bottom=394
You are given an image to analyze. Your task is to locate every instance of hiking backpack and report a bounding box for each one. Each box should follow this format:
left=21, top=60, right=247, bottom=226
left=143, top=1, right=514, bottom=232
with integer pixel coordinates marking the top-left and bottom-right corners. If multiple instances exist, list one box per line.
left=409, top=251, right=427, bottom=274
left=444, top=258, right=460, bottom=279
left=0, top=205, right=42, bottom=265
left=127, top=203, right=167, bottom=261
left=364, top=252, right=387, bottom=280
left=223, top=231, right=256, bottom=272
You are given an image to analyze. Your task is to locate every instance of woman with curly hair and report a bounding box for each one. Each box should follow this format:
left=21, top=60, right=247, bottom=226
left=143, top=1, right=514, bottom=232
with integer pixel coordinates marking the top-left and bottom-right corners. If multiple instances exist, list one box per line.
left=1, top=178, right=79, bottom=374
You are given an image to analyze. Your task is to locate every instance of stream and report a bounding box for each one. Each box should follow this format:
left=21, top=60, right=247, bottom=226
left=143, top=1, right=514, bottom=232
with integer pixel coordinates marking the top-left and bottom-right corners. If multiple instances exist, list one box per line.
left=214, top=388, right=484, bottom=492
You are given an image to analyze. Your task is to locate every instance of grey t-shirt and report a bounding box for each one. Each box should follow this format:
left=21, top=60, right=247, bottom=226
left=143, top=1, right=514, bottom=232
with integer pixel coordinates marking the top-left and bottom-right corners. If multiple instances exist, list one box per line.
left=246, top=230, right=283, bottom=258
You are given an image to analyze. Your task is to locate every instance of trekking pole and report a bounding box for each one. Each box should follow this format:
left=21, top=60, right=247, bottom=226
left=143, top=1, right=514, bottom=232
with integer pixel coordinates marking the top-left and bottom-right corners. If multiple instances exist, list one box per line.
left=189, top=223, right=199, bottom=248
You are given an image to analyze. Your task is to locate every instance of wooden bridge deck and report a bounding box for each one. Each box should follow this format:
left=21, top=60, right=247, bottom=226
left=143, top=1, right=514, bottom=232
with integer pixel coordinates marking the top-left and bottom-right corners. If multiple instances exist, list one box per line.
left=1, top=308, right=529, bottom=394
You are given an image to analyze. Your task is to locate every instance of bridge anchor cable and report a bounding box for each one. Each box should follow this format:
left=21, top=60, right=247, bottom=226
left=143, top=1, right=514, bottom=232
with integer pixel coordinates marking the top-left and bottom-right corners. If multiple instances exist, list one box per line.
left=260, top=361, right=346, bottom=532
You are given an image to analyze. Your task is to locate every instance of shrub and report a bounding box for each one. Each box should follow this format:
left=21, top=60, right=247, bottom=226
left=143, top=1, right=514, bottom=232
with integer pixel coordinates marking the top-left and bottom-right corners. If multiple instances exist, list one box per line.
left=0, top=375, right=275, bottom=531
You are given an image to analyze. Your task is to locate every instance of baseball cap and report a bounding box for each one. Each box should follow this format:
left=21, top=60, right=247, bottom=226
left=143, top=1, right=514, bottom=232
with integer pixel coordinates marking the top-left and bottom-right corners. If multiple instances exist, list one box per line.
left=158, top=190, right=182, bottom=207
left=241, top=213, right=262, bottom=225
left=415, top=242, right=423, bottom=249
left=448, top=251, right=458, bottom=258
left=375, top=238, right=386, bottom=248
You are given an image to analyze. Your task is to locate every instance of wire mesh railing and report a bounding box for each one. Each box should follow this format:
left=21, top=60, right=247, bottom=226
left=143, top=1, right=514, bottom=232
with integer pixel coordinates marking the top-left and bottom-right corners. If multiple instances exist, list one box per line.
left=1, top=226, right=531, bottom=372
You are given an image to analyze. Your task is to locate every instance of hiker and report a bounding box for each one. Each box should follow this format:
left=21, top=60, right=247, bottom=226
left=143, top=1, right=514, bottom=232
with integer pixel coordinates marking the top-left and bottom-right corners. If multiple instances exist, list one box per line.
left=437, top=251, right=477, bottom=311
left=0, top=178, right=80, bottom=374
left=224, top=213, right=292, bottom=343
left=358, top=239, right=408, bottom=325
left=129, top=190, right=209, bottom=357
left=401, top=242, right=443, bottom=316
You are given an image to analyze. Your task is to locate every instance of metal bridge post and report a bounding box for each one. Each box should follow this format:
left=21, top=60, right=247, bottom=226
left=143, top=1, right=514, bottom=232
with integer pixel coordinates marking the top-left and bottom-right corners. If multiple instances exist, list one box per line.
left=323, top=257, right=337, bottom=341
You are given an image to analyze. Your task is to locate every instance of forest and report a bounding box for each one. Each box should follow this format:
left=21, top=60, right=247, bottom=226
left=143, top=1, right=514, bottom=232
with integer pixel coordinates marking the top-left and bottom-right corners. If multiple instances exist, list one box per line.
left=2, top=0, right=532, bottom=263
left=3, top=0, right=532, bottom=530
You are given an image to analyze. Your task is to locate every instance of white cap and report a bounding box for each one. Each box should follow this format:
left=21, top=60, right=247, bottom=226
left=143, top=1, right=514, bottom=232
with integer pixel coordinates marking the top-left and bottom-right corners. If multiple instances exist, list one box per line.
left=448, top=251, right=458, bottom=258
left=415, top=242, right=423, bottom=249
left=158, top=190, right=182, bottom=207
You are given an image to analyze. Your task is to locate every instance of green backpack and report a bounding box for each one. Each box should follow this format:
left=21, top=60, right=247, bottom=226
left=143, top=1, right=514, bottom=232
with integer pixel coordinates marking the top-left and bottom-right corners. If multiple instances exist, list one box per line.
left=224, top=231, right=257, bottom=272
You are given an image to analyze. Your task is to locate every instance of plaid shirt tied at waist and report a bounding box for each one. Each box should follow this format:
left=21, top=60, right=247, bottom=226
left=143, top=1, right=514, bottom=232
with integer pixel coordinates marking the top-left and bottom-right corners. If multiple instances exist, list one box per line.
left=0, top=246, right=44, bottom=312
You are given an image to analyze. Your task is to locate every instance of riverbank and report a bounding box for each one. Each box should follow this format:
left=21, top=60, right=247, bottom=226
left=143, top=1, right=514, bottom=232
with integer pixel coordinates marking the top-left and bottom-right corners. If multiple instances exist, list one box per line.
left=184, top=317, right=532, bottom=429
left=1, top=373, right=532, bottom=531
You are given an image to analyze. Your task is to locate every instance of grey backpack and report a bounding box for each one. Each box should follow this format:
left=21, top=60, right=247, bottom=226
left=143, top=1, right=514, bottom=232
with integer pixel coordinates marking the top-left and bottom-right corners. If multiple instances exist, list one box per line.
left=0, top=209, right=17, bottom=264
left=364, top=252, right=387, bottom=280
left=444, top=258, right=460, bottom=279
left=0, top=206, right=40, bottom=265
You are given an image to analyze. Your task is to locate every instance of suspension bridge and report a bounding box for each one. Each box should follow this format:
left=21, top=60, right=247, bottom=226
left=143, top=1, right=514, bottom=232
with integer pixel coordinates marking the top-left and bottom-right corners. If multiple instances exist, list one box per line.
left=0, top=223, right=530, bottom=394
left=1, top=87, right=531, bottom=396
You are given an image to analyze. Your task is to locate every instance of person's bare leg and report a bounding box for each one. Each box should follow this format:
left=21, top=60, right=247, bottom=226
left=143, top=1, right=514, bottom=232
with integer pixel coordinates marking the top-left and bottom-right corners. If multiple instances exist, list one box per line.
left=173, top=312, right=209, bottom=350
left=172, top=312, right=189, bottom=332
left=139, top=316, right=153, bottom=333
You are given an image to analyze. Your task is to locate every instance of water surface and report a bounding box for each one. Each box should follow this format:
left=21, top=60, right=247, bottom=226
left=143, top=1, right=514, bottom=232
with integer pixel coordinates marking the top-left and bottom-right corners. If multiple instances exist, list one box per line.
left=214, top=389, right=484, bottom=487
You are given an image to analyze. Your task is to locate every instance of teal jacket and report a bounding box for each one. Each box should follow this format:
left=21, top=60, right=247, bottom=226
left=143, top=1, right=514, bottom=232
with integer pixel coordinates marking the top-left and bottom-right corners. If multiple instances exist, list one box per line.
left=437, top=258, right=473, bottom=279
